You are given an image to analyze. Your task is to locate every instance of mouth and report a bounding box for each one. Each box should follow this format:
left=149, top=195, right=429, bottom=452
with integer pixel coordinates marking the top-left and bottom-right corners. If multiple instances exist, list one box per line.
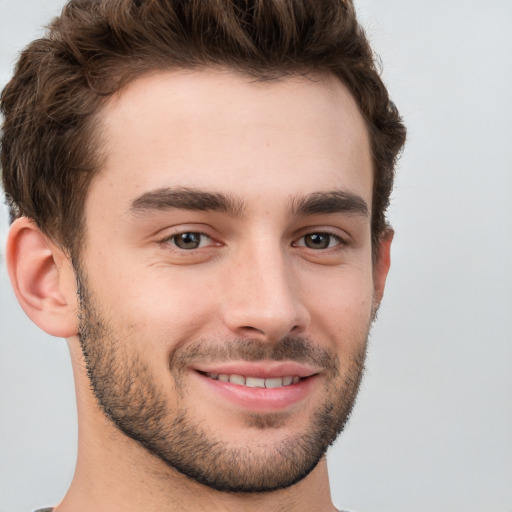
left=191, top=363, right=319, bottom=412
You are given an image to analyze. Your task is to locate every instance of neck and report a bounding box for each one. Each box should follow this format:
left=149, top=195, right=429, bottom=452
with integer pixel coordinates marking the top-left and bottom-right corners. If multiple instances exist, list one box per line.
left=60, top=446, right=335, bottom=512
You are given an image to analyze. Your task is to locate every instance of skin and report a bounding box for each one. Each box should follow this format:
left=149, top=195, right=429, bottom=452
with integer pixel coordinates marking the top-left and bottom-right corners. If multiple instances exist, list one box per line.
left=7, top=69, right=392, bottom=512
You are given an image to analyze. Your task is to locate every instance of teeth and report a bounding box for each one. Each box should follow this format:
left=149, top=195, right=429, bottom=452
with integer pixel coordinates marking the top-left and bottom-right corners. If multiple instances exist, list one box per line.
left=246, top=376, right=265, bottom=388
left=265, top=377, right=284, bottom=388
left=205, top=372, right=301, bottom=388
left=229, top=374, right=245, bottom=386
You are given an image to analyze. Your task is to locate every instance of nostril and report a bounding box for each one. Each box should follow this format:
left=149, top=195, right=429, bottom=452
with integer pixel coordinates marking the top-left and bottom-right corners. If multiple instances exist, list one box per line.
left=240, top=325, right=265, bottom=334
left=289, top=324, right=303, bottom=334
left=222, top=297, right=310, bottom=342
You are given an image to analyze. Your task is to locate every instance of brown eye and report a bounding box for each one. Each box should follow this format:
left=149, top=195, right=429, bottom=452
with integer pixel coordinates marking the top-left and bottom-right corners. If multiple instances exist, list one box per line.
left=297, top=233, right=342, bottom=249
left=171, top=232, right=208, bottom=249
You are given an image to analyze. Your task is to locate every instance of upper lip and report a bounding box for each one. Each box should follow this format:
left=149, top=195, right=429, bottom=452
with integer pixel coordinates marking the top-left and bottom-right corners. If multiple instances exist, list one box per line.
left=192, top=361, right=319, bottom=379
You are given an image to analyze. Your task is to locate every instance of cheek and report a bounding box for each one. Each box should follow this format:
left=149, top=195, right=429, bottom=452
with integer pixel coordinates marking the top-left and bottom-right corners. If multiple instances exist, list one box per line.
left=89, top=263, right=218, bottom=351
left=304, top=265, right=374, bottom=347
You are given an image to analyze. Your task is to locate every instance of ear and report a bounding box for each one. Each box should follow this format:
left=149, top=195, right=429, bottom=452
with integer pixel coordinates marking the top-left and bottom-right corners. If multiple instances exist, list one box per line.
left=372, top=227, right=394, bottom=312
left=6, top=217, right=78, bottom=338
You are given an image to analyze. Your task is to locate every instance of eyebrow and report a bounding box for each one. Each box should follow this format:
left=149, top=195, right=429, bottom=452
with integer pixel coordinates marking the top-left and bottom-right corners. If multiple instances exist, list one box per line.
left=289, top=191, right=369, bottom=217
left=129, top=186, right=368, bottom=219
left=130, top=187, right=245, bottom=217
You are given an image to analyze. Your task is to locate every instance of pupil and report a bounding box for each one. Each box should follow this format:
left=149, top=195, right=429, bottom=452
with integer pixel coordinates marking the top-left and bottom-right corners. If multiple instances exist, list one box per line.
left=176, top=233, right=200, bottom=249
left=306, top=234, right=329, bottom=249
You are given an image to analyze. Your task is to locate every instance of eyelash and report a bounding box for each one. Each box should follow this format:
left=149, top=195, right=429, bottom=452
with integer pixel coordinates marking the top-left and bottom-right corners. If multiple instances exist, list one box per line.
left=159, top=230, right=347, bottom=252
left=293, top=232, right=347, bottom=250
left=160, top=232, right=214, bottom=251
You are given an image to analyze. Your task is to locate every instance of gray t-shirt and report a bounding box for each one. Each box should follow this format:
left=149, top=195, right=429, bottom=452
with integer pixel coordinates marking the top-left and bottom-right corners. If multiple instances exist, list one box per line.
left=36, top=509, right=351, bottom=511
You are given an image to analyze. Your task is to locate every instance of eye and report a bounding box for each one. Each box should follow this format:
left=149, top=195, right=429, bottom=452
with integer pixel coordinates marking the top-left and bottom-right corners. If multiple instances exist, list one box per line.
left=294, top=232, right=344, bottom=250
left=168, top=232, right=212, bottom=250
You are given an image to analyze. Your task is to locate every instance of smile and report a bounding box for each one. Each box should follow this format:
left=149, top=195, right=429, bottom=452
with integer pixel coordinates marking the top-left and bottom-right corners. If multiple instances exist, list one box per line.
left=193, top=366, right=318, bottom=412
left=205, top=372, right=301, bottom=388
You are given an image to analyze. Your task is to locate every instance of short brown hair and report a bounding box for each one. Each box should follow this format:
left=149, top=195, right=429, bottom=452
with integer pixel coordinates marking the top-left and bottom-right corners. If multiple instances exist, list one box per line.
left=1, top=0, right=406, bottom=257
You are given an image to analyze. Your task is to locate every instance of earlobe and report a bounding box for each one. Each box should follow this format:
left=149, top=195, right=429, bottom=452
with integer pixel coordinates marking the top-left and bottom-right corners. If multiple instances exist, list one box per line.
left=372, top=228, right=394, bottom=313
left=6, top=217, right=78, bottom=338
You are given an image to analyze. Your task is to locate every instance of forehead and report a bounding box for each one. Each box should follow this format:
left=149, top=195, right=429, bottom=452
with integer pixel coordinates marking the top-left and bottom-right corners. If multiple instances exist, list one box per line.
left=90, top=69, right=372, bottom=216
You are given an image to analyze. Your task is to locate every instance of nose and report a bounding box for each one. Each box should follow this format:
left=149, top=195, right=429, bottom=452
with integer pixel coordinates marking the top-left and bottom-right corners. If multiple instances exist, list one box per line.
left=221, top=244, right=310, bottom=342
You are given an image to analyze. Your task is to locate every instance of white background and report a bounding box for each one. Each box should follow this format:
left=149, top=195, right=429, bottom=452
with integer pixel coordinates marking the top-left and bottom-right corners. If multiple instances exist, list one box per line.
left=1, top=1, right=511, bottom=511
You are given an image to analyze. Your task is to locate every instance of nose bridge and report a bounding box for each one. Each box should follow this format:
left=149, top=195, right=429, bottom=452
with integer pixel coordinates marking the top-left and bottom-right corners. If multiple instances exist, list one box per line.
left=222, top=238, right=309, bottom=340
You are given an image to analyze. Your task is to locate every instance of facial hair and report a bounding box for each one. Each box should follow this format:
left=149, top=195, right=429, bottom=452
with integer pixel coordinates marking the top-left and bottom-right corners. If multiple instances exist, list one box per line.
left=76, top=267, right=369, bottom=493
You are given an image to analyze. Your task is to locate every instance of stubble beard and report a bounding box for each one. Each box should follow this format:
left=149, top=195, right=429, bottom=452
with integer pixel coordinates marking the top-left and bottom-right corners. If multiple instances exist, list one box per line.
left=76, top=268, right=369, bottom=493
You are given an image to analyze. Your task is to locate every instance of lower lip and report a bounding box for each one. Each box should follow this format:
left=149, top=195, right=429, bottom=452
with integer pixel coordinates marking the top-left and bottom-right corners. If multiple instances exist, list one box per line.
left=193, top=372, right=316, bottom=412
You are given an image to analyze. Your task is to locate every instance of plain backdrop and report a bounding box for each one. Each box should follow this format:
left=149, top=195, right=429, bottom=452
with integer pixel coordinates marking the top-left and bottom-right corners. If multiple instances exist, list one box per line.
left=1, top=1, right=511, bottom=511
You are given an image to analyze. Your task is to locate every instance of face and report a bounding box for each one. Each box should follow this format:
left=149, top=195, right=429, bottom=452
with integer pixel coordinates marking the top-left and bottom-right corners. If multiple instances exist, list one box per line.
left=76, top=70, right=386, bottom=492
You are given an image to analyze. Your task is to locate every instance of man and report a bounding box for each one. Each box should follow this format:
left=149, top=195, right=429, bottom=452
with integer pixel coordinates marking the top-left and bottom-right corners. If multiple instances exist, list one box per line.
left=1, top=0, right=405, bottom=510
